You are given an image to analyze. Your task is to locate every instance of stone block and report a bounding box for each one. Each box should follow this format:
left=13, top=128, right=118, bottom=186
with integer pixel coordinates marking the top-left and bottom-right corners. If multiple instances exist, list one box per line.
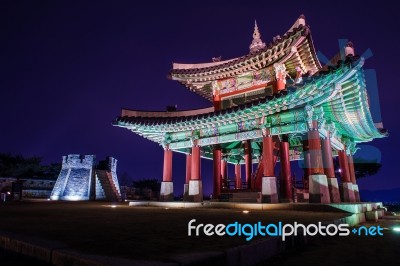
left=340, top=182, right=355, bottom=202
left=327, top=178, right=341, bottom=203
left=309, top=174, right=330, bottom=204
left=376, top=208, right=385, bottom=218
left=183, top=183, right=189, bottom=201
left=188, top=180, right=203, bottom=202
left=366, top=210, right=379, bottom=222
left=353, top=184, right=360, bottom=202
left=160, top=181, right=174, bottom=201
left=261, top=176, right=278, bottom=203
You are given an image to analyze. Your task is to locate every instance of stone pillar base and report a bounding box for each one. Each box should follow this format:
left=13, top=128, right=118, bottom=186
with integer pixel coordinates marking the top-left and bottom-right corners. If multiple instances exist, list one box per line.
left=366, top=210, right=378, bottom=222
left=353, top=184, right=360, bottom=202
left=183, top=184, right=189, bottom=201
left=340, top=182, right=355, bottom=202
left=327, top=178, right=341, bottom=203
left=309, top=174, right=331, bottom=204
left=160, top=181, right=174, bottom=201
left=261, top=176, right=278, bottom=203
left=188, top=180, right=203, bottom=202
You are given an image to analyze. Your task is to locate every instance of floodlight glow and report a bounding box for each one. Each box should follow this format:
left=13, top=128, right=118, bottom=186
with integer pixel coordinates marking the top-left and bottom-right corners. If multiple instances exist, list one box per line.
left=243, top=210, right=249, bottom=214
left=50, top=155, right=94, bottom=201
left=393, top=227, right=400, bottom=232
left=50, top=155, right=121, bottom=201
left=63, top=195, right=85, bottom=201
left=111, top=205, right=117, bottom=208
left=7, top=192, right=10, bottom=195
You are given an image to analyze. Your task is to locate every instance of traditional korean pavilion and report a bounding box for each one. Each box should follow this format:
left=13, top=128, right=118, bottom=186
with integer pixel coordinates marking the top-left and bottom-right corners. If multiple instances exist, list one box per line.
left=113, top=15, right=386, bottom=203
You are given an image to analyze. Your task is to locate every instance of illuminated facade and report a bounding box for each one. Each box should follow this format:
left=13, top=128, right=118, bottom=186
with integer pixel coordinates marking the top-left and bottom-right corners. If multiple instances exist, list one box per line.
left=114, top=15, right=386, bottom=203
left=50, top=155, right=121, bottom=201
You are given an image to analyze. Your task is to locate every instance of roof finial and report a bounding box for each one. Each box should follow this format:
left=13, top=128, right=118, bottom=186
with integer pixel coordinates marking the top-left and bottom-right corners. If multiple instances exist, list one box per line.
left=297, top=14, right=306, bottom=27
left=345, top=41, right=355, bottom=57
left=249, top=20, right=266, bottom=53
left=253, top=20, right=261, bottom=39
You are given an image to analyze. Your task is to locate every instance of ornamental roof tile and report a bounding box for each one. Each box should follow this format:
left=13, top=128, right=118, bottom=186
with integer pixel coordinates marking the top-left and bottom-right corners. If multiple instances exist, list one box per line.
left=170, top=24, right=306, bottom=76
left=114, top=16, right=386, bottom=148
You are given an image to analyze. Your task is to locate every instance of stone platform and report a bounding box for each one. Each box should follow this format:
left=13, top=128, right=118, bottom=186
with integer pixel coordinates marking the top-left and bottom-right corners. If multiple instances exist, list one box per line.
left=129, top=200, right=382, bottom=213
left=129, top=201, right=384, bottom=226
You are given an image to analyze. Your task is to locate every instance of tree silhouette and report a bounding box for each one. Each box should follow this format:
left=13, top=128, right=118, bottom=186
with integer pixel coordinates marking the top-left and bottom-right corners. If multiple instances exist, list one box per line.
left=132, top=179, right=160, bottom=191
left=0, top=153, right=60, bottom=179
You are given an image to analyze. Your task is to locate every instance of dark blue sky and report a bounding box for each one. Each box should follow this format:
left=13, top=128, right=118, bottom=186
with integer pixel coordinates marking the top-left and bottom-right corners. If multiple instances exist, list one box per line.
left=1, top=1, right=398, bottom=196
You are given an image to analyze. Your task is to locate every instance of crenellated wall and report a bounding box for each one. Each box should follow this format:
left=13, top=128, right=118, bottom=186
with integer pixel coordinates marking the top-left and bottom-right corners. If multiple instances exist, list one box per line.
left=50, top=155, right=121, bottom=201
left=50, top=154, right=95, bottom=201
left=62, top=154, right=95, bottom=169
left=94, top=176, right=106, bottom=200
left=95, top=157, right=121, bottom=201
left=107, top=157, right=121, bottom=196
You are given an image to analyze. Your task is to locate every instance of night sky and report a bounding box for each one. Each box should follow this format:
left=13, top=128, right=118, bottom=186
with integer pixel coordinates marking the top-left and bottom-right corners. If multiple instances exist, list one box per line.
left=1, top=1, right=399, bottom=197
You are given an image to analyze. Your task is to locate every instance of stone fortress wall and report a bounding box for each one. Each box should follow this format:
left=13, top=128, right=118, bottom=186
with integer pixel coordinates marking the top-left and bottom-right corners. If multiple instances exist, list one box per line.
left=50, top=155, right=121, bottom=201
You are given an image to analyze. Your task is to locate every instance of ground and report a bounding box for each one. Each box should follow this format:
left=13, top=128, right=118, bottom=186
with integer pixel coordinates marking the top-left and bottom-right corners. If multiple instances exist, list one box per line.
left=267, top=219, right=400, bottom=266
left=0, top=201, right=399, bottom=265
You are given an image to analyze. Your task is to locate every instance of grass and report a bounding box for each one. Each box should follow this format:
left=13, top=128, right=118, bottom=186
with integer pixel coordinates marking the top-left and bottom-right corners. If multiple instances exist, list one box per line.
left=267, top=219, right=400, bottom=265
left=0, top=201, right=348, bottom=261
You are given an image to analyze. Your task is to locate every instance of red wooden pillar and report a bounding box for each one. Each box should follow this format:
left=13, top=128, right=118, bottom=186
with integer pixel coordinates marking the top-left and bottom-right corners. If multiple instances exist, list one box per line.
left=321, top=132, right=341, bottom=203
left=348, top=155, right=357, bottom=184
left=279, top=135, right=292, bottom=201
left=213, top=146, right=221, bottom=198
left=188, top=144, right=202, bottom=202
left=260, top=133, right=279, bottom=203
left=302, top=139, right=311, bottom=190
left=307, top=121, right=324, bottom=174
left=263, top=135, right=274, bottom=177
left=160, top=148, right=174, bottom=201
left=183, top=152, right=192, bottom=201
left=338, top=149, right=356, bottom=202
left=235, top=164, right=242, bottom=189
left=191, top=146, right=201, bottom=180
left=162, top=149, right=172, bottom=182
left=347, top=154, right=359, bottom=201
left=185, top=153, right=192, bottom=184
left=307, top=121, right=332, bottom=203
left=321, top=134, right=335, bottom=178
left=221, top=159, right=227, bottom=189
left=244, top=140, right=252, bottom=189
left=338, top=150, right=351, bottom=183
